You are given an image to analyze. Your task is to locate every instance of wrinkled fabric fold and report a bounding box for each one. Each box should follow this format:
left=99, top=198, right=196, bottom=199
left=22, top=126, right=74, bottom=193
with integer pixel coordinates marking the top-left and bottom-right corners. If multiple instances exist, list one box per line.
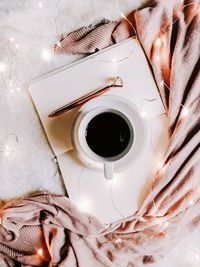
left=0, top=0, right=200, bottom=266
left=54, top=20, right=119, bottom=54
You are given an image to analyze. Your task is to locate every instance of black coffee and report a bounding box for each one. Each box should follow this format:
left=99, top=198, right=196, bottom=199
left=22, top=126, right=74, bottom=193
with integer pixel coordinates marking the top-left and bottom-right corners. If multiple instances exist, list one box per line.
left=85, top=112, right=131, bottom=158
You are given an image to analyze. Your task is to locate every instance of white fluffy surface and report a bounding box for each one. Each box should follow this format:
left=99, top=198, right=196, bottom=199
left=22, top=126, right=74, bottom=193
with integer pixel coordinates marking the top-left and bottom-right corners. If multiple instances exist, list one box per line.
left=0, top=0, right=200, bottom=266
left=0, top=0, right=141, bottom=200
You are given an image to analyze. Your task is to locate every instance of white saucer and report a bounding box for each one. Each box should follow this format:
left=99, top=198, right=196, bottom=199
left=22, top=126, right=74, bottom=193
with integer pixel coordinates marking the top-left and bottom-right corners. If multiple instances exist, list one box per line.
left=71, top=94, right=148, bottom=173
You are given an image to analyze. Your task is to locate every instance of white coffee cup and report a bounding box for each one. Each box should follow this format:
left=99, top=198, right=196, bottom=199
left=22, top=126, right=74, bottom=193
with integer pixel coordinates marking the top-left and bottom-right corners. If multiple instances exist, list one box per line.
left=71, top=95, right=148, bottom=180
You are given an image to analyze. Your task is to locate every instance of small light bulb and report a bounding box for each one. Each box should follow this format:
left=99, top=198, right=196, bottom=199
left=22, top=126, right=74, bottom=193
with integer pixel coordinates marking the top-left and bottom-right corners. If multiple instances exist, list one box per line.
left=155, top=37, right=162, bottom=48
left=4, top=145, right=10, bottom=156
left=182, top=107, right=189, bottom=117
left=157, top=161, right=164, bottom=168
left=120, top=13, right=126, bottom=19
left=78, top=199, right=90, bottom=212
left=189, top=199, right=194, bottom=206
left=37, top=248, right=43, bottom=256
left=41, top=49, right=52, bottom=61
left=164, top=221, right=169, bottom=227
left=38, top=2, right=43, bottom=8
left=0, top=62, right=6, bottom=73
left=115, top=238, right=122, bottom=243
left=3, top=134, right=18, bottom=157
left=158, top=220, right=169, bottom=227
left=56, top=41, right=61, bottom=47
left=196, top=254, right=200, bottom=260
left=9, top=37, right=15, bottom=42
left=155, top=55, right=160, bottom=62
left=140, top=111, right=146, bottom=118
left=160, top=80, right=164, bottom=86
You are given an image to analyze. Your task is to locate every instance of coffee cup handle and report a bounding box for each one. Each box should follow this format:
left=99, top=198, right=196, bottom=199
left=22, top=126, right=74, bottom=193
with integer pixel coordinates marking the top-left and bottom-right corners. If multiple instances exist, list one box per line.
left=104, top=162, right=114, bottom=180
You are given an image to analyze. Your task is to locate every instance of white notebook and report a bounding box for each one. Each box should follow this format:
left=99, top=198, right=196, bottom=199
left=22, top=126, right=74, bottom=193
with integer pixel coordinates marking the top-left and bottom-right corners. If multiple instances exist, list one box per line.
left=29, top=38, right=169, bottom=224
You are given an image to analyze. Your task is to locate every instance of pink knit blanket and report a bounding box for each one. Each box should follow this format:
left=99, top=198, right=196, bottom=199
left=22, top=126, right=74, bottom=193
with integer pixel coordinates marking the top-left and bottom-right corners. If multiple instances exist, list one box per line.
left=0, top=0, right=199, bottom=266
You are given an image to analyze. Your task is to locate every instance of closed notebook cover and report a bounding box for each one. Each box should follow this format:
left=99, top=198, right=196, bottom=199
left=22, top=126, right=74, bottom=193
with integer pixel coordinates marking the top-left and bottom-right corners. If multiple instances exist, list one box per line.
left=28, top=38, right=168, bottom=223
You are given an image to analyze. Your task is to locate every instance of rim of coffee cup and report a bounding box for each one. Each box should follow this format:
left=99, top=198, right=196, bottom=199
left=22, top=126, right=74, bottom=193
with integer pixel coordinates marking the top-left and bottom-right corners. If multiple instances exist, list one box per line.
left=77, top=107, right=134, bottom=163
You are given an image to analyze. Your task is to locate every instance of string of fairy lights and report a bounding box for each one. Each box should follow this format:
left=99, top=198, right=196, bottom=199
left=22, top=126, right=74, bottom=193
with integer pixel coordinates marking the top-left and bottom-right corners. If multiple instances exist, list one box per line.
left=76, top=0, right=200, bottom=262
left=0, top=0, right=62, bottom=160
left=0, top=0, right=199, bottom=263
left=92, top=46, right=135, bottom=63
left=105, top=0, right=200, bottom=261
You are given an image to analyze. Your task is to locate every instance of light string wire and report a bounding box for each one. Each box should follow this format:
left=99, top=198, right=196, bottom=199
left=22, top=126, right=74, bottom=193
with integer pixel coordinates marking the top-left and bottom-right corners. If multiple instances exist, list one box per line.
left=154, top=1, right=200, bottom=120
left=92, top=47, right=135, bottom=63
left=116, top=0, right=138, bottom=39
left=0, top=0, right=64, bottom=157
left=0, top=39, right=20, bottom=93
left=0, top=39, right=20, bottom=159
left=38, top=0, right=200, bottom=262
left=70, top=0, right=200, bottom=260
left=53, top=155, right=200, bottom=261
left=92, top=0, right=138, bottom=64
left=116, top=0, right=200, bottom=210
left=91, top=0, right=200, bottom=222
left=6, top=40, right=18, bottom=91
left=165, top=1, right=200, bottom=32
left=0, top=73, right=9, bottom=91
left=0, top=134, right=19, bottom=159
left=54, top=0, right=62, bottom=47
left=116, top=0, right=200, bottom=119
left=110, top=183, right=127, bottom=218
left=103, top=0, right=200, bottom=259
left=93, top=1, right=199, bottom=118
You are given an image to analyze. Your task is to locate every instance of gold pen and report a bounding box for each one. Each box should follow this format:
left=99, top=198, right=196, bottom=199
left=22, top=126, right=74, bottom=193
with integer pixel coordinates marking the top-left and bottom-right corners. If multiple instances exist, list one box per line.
left=48, top=77, right=123, bottom=118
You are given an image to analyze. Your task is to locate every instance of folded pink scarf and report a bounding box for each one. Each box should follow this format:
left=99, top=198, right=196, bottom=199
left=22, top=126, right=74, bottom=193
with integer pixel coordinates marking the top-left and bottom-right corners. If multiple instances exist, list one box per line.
left=0, top=0, right=200, bottom=266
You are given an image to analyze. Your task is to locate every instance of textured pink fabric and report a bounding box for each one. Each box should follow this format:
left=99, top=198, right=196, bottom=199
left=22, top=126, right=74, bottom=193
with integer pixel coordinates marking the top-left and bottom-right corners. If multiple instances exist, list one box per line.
left=0, top=0, right=200, bottom=266
left=54, top=20, right=119, bottom=54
